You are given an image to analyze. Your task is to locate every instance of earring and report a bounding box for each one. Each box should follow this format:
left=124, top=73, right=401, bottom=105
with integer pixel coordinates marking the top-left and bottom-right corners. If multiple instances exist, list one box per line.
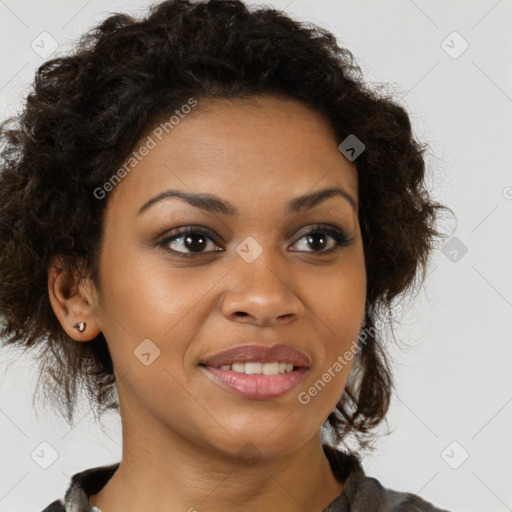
left=73, top=322, right=86, bottom=333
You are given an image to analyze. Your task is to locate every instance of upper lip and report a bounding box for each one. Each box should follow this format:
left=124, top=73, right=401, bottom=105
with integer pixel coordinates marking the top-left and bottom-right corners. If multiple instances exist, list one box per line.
left=199, top=344, right=311, bottom=369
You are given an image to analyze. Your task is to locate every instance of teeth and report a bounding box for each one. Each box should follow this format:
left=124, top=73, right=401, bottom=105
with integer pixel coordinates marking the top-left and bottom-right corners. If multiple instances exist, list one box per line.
left=244, top=362, right=263, bottom=375
left=219, top=362, right=295, bottom=375
left=231, top=362, right=246, bottom=373
left=262, top=362, right=280, bottom=375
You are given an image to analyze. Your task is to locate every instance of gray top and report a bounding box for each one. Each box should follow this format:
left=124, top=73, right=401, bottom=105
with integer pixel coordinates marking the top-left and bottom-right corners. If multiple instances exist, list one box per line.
left=40, top=444, right=451, bottom=511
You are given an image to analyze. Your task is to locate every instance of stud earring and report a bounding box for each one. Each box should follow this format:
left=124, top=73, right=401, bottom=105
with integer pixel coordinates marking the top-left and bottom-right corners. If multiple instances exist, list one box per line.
left=73, top=322, right=86, bottom=333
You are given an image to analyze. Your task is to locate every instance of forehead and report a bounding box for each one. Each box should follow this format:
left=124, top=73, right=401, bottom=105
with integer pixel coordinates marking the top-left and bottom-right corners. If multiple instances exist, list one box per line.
left=105, top=95, right=358, bottom=215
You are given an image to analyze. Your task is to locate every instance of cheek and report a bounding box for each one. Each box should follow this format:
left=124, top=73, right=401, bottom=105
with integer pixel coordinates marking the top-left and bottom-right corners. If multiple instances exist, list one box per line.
left=307, top=251, right=366, bottom=340
left=94, top=245, right=227, bottom=368
left=97, top=245, right=191, bottom=327
left=301, top=251, right=366, bottom=409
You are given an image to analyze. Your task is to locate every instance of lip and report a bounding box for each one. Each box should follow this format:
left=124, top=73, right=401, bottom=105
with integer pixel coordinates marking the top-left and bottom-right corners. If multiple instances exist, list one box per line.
left=201, top=365, right=308, bottom=400
left=199, top=344, right=311, bottom=400
left=198, top=343, right=311, bottom=369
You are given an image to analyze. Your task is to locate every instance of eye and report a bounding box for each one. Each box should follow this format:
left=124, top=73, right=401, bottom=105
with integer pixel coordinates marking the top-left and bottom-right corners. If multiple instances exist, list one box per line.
left=156, top=223, right=354, bottom=258
left=158, top=226, right=223, bottom=257
left=289, top=224, right=354, bottom=254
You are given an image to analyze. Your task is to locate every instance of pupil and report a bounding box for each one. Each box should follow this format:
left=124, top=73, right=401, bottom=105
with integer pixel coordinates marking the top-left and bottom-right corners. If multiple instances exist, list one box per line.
left=185, top=234, right=206, bottom=252
left=308, top=232, right=326, bottom=250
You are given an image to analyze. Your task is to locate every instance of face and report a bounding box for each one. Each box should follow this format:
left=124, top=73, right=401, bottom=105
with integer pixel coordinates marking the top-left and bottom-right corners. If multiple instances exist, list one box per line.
left=85, top=95, right=366, bottom=459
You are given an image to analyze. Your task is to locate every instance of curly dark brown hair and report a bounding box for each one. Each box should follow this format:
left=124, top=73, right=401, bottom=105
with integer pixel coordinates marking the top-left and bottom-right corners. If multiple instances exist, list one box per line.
left=0, top=0, right=451, bottom=455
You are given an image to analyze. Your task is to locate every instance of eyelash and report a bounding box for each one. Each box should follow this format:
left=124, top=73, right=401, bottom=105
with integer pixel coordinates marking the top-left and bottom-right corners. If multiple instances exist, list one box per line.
left=156, top=223, right=354, bottom=259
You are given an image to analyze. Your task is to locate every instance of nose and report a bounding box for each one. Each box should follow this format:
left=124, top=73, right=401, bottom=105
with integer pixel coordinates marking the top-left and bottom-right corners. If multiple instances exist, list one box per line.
left=220, top=248, right=304, bottom=326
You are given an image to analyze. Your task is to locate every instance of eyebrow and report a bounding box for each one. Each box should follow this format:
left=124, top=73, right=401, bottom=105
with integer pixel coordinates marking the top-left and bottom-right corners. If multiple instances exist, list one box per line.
left=137, top=186, right=357, bottom=217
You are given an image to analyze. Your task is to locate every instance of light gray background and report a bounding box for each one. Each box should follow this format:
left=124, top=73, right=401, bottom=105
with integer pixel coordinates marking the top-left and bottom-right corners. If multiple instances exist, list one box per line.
left=0, top=1, right=511, bottom=511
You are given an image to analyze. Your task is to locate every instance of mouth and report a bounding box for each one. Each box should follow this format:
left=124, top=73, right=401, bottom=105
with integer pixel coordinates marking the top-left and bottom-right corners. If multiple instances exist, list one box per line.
left=198, top=343, right=310, bottom=400
left=199, top=361, right=302, bottom=375
left=198, top=343, right=311, bottom=370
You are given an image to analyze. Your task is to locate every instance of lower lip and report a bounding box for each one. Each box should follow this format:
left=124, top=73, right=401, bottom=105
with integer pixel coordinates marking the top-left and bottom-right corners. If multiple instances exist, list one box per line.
left=200, top=366, right=308, bottom=400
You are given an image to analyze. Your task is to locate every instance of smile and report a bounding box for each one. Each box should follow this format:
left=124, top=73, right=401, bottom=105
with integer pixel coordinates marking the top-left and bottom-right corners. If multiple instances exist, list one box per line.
left=199, top=364, right=308, bottom=400
left=216, top=361, right=295, bottom=375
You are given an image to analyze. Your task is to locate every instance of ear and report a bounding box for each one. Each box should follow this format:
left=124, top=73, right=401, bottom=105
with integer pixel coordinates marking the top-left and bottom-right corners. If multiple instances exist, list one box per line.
left=48, top=257, right=102, bottom=342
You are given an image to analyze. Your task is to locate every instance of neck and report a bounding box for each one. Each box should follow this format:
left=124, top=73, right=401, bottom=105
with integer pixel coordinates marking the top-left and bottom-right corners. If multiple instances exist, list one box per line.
left=89, top=380, right=348, bottom=512
left=89, top=414, right=345, bottom=511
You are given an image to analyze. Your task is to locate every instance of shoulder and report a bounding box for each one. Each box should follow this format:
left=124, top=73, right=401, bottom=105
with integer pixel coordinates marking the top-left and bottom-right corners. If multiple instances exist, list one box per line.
left=349, top=474, right=452, bottom=511
left=40, top=499, right=65, bottom=511
left=39, top=462, right=120, bottom=512
left=322, top=444, right=452, bottom=512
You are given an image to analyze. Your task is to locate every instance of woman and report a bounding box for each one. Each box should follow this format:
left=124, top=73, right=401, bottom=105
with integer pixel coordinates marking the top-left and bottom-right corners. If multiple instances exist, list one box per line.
left=0, top=0, right=452, bottom=510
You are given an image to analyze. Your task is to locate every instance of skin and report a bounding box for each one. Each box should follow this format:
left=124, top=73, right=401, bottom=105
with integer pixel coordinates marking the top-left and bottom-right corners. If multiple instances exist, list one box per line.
left=48, top=95, right=367, bottom=512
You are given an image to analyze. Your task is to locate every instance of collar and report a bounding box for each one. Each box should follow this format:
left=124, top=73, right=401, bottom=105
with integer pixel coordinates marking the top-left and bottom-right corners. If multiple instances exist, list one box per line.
left=62, top=444, right=363, bottom=511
